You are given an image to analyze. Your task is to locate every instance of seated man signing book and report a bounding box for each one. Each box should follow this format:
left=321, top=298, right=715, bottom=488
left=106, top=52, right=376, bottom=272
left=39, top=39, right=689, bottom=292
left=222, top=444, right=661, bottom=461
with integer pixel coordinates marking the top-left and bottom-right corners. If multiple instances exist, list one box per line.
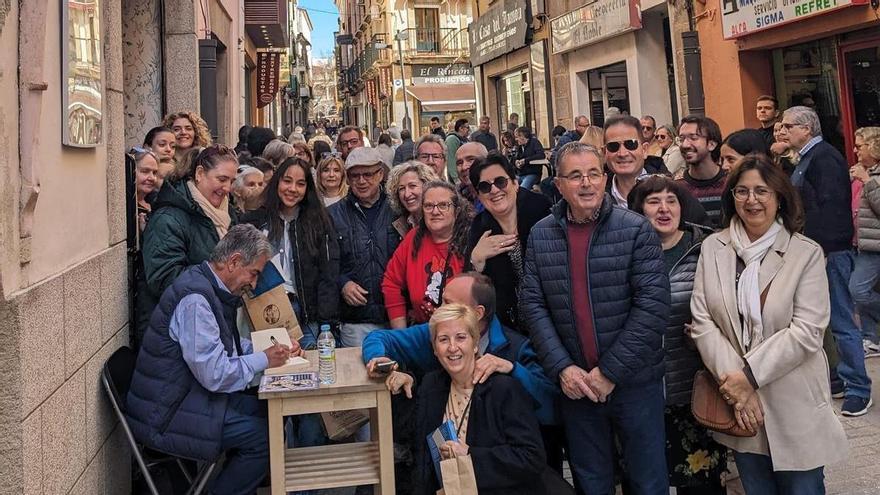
left=127, top=224, right=301, bottom=495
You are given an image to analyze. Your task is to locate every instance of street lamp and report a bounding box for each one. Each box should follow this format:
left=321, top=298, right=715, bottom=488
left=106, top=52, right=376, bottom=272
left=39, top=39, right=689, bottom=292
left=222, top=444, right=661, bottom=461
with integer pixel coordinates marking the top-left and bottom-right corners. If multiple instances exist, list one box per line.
left=394, top=30, right=412, bottom=132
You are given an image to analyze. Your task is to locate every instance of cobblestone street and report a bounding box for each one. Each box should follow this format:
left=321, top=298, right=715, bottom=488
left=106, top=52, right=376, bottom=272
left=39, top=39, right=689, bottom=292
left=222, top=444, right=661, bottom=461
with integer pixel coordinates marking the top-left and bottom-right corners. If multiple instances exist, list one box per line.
left=826, top=356, right=880, bottom=495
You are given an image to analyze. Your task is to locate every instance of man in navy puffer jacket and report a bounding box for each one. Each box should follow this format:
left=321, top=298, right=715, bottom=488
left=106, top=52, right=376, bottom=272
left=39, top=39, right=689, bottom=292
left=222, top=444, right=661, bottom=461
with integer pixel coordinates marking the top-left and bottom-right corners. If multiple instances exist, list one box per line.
left=521, top=142, right=671, bottom=494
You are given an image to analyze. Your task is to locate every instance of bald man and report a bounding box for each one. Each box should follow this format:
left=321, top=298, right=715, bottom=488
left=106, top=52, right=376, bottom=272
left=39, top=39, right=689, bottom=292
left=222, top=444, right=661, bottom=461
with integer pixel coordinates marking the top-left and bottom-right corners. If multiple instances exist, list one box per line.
left=456, top=141, right=489, bottom=212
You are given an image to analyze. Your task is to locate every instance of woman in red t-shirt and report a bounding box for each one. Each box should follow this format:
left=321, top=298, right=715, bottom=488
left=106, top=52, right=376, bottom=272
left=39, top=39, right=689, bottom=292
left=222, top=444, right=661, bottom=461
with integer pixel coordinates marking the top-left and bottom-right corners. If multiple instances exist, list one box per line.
left=382, top=180, right=471, bottom=327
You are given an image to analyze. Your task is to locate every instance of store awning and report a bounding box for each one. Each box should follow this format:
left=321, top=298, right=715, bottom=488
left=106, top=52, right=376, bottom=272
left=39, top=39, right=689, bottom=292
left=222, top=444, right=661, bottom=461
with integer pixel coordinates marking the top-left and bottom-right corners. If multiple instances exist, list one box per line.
left=406, top=84, right=476, bottom=110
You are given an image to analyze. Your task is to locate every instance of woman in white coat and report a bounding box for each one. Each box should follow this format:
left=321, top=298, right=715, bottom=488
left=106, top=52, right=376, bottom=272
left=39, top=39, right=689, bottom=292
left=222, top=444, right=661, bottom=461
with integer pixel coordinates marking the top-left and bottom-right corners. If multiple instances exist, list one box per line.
left=690, top=153, right=847, bottom=494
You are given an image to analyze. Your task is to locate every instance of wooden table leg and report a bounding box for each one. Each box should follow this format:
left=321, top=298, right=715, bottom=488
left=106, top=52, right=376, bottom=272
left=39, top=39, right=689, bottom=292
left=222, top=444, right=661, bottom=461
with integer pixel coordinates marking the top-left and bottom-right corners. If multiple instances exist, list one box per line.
left=267, top=399, right=285, bottom=495
left=373, top=391, right=395, bottom=495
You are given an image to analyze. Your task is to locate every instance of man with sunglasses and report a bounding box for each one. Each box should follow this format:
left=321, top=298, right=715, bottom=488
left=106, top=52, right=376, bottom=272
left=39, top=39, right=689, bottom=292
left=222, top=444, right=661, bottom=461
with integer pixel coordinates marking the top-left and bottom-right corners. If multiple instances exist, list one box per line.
left=522, top=141, right=671, bottom=494
left=676, top=115, right=727, bottom=228
left=328, top=147, right=400, bottom=350
left=641, top=115, right=664, bottom=158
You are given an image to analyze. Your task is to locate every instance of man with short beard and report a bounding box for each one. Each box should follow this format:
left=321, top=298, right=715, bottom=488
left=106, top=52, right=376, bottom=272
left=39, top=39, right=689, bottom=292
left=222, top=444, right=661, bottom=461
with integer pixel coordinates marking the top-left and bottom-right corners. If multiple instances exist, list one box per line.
left=336, top=125, right=365, bottom=160
left=675, top=115, right=727, bottom=228
left=455, top=141, right=489, bottom=212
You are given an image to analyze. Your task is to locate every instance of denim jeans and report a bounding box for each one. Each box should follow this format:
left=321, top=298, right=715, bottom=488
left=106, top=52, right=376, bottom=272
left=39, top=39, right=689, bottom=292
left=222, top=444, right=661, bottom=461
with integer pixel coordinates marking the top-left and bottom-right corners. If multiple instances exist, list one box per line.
left=826, top=250, right=872, bottom=399
left=734, top=451, right=825, bottom=495
left=849, top=250, right=880, bottom=342
left=210, top=393, right=268, bottom=495
left=561, top=380, right=668, bottom=495
left=340, top=322, right=386, bottom=348
left=519, top=174, right=540, bottom=191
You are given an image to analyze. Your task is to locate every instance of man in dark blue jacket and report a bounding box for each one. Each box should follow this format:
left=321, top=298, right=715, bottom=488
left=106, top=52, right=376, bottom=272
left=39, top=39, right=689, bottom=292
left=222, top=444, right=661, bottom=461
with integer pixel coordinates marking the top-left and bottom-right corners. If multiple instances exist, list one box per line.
left=521, top=141, right=671, bottom=494
left=549, top=115, right=589, bottom=171
left=783, top=105, right=872, bottom=417
left=361, top=272, right=563, bottom=469
left=329, top=147, right=401, bottom=347
left=127, top=225, right=295, bottom=495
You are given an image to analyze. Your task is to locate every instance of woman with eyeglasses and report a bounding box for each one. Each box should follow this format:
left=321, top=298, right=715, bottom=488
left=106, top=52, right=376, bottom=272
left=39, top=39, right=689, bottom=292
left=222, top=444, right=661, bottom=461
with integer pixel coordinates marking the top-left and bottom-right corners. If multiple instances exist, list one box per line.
left=382, top=180, right=470, bottom=328
left=466, top=152, right=551, bottom=332
left=689, top=154, right=847, bottom=494
left=656, top=125, right=686, bottom=178
left=628, top=176, right=726, bottom=494
left=140, top=145, right=238, bottom=344
left=385, top=161, right=440, bottom=237
left=315, top=155, right=349, bottom=206
left=512, top=126, right=546, bottom=191
left=162, top=111, right=212, bottom=163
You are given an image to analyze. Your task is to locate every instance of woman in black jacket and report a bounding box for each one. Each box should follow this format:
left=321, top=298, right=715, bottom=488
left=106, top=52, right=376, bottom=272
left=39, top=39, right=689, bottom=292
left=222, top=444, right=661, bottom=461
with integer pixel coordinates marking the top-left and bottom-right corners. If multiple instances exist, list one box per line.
left=511, top=126, right=545, bottom=191
left=243, top=157, right=340, bottom=349
left=383, top=304, right=546, bottom=495
left=629, top=176, right=725, bottom=494
left=466, top=152, right=551, bottom=332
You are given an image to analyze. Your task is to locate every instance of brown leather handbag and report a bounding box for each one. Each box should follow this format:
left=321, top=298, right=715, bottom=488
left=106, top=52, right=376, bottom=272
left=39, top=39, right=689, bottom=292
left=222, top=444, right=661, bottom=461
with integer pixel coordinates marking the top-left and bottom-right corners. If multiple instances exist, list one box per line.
left=691, top=370, right=757, bottom=437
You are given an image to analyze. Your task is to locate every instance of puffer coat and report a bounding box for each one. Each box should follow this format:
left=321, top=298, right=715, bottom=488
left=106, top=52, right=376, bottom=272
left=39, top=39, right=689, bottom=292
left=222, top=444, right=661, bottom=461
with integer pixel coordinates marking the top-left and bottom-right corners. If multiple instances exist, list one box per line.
left=858, top=164, right=880, bottom=252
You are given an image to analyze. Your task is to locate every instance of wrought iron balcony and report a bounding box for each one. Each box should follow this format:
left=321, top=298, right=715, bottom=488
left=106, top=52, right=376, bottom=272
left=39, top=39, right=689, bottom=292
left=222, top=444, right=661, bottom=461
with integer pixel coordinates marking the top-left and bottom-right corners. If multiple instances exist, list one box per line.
left=398, top=27, right=468, bottom=59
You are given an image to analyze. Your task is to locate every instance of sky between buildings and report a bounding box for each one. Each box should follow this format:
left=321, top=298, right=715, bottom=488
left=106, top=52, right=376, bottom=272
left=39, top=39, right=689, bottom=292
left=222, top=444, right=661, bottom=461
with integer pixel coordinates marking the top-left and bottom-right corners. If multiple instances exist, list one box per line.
left=300, top=0, right=339, bottom=61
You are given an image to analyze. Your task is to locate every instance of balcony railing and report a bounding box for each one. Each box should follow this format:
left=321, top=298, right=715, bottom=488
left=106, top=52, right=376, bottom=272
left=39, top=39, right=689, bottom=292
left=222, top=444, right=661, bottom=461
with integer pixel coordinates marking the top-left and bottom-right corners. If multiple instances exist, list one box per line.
left=399, top=27, right=468, bottom=59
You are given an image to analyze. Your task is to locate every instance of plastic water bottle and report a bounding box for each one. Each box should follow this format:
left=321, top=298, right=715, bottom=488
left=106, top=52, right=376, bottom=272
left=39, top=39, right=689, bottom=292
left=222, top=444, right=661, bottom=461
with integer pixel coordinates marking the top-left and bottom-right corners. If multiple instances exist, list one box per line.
left=317, top=324, right=336, bottom=385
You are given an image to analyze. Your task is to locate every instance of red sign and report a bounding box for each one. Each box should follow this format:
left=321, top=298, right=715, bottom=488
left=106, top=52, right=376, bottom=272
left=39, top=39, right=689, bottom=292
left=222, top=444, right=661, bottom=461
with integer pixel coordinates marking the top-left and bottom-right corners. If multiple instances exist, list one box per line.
left=257, top=52, right=281, bottom=108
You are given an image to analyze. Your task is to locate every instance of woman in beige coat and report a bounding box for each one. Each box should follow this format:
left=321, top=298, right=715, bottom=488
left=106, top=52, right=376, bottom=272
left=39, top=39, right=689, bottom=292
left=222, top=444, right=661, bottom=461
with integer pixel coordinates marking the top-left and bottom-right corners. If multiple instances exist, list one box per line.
left=690, top=154, right=847, bottom=494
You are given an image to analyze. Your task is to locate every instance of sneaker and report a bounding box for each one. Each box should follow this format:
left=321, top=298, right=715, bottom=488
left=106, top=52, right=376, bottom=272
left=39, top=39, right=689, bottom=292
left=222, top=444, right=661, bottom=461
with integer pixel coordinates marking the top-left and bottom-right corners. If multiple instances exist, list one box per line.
left=841, top=396, right=873, bottom=417
left=831, top=379, right=846, bottom=399
left=864, top=339, right=880, bottom=358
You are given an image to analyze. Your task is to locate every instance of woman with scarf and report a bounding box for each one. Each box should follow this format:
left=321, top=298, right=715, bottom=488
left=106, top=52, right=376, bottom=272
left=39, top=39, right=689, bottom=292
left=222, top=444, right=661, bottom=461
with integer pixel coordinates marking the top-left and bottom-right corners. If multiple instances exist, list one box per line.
left=689, top=154, right=847, bottom=494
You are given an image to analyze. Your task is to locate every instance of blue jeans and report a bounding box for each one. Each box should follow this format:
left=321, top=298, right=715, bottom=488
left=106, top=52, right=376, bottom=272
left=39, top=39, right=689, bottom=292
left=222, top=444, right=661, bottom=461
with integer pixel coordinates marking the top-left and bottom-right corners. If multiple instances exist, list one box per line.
left=849, top=250, right=880, bottom=342
left=519, top=174, right=540, bottom=191
left=826, top=250, right=872, bottom=399
left=561, top=380, right=668, bottom=495
left=734, top=452, right=825, bottom=495
left=210, top=393, right=268, bottom=495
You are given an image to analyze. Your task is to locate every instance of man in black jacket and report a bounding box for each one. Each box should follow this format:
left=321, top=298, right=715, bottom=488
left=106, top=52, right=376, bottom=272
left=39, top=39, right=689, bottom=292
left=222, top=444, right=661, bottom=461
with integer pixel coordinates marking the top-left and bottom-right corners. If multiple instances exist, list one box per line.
left=783, top=105, right=872, bottom=417
left=521, top=141, right=671, bottom=494
left=392, top=129, right=415, bottom=165
left=549, top=115, right=589, bottom=170
left=328, top=147, right=401, bottom=347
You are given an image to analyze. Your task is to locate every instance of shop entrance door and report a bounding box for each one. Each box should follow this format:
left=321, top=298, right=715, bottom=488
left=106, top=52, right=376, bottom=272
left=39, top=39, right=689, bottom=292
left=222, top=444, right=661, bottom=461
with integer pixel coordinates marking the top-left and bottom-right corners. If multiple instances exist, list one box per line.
left=840, top=41, right=880, bottom=164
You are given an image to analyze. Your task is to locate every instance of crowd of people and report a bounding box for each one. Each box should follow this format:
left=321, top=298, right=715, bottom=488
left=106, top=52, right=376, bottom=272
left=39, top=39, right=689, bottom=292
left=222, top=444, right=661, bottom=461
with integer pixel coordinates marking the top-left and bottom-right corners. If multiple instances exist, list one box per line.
left=123, top=102, right=880, bottom=495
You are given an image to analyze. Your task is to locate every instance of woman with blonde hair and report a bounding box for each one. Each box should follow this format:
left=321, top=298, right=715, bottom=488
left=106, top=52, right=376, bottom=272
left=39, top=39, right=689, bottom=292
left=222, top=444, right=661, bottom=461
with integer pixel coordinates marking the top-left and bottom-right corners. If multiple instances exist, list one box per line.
left=162, top=111, right=212, bottom=162
left=849, top=126, right=880, bottom=356
left=578, top=125, right=604, bottom=149
left=383, top=303, right=546, bottom=495
left=315, top=155, right=348, bottom=206
left=385, top=161, right=440, bottom=236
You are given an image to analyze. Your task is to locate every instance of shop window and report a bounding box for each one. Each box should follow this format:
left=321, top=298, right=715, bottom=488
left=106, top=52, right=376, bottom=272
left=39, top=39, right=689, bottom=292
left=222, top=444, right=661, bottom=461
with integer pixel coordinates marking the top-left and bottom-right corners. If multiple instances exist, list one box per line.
left=772, top=39, right=845, bottom=154
left=844, top=46, right=880, bottom=132
left=585, top=61, right=629, bottom=127
left=497, top=69, right=531, bottom=134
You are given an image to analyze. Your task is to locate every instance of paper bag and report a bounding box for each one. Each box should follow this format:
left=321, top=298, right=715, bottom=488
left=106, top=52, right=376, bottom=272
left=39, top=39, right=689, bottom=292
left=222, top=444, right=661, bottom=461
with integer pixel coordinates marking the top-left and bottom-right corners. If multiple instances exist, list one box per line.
left=439, top=454, right=478, bottom=495
left=242, top=261, right=302, bottom=341
left=320, top=409, right=370, bottom=440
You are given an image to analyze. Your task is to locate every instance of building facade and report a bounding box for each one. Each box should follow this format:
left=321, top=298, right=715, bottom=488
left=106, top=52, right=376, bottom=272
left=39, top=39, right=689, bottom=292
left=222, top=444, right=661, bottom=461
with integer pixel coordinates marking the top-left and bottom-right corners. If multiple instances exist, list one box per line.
left=696, top=0, right=878, bottom=163
left=336, top=0, right=475, bottom=136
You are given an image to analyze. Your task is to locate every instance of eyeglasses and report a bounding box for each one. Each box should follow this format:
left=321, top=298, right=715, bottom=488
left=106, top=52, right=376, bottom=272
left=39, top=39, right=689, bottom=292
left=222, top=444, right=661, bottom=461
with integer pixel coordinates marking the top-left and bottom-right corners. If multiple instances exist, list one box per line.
left=732, top=186, right=774, bottom=202
left=558, top=171, right=605, bottom=185
left=339, top=138, right=361, bottom=148
left=605, top=140, right=640, bottom=153
left=476, top=176, right=510, bottom=194
left=347, top=168, right=382, bottom=181
left=422, top=201, right=455, bottom=212
left=417, top=153, right=444, bottom=162
left=656, top=134, right=670, bottom=141
left=779, top=123, right=807, bottom=131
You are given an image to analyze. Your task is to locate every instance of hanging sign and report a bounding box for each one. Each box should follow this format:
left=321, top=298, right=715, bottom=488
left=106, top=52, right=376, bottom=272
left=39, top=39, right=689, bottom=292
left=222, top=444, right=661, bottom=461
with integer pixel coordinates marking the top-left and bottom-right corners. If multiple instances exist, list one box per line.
left=721, top=0, right=869, bottom=39
left=257, top=52, right=281, bottom=108
left=550, top=0, right=642, bottom=54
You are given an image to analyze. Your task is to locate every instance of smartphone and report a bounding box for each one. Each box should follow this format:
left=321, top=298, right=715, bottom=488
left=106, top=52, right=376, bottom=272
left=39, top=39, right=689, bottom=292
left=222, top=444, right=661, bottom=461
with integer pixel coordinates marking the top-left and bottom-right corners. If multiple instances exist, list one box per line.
left=374, top=360, right=398, bottom=374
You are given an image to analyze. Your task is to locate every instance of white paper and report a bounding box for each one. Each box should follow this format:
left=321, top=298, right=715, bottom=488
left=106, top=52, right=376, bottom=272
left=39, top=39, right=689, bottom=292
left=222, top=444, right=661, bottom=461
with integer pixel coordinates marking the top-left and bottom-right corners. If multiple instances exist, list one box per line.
left=250, top=327, right=309, bottom=367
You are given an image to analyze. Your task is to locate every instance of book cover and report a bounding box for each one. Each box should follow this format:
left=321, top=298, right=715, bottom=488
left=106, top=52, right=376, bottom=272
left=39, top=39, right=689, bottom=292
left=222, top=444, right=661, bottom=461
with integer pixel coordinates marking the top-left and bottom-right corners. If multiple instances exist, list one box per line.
left=259, top=371, right=318, bottom=393
left=426, top=419, right=459, bottom=483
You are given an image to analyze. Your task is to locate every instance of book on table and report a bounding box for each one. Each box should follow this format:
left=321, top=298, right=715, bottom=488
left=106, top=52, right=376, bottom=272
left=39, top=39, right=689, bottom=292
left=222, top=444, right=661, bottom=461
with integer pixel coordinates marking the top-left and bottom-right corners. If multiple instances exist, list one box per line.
left=250, top=327, right=310, bottom=375
left=259, top=372, right=318, bottom=393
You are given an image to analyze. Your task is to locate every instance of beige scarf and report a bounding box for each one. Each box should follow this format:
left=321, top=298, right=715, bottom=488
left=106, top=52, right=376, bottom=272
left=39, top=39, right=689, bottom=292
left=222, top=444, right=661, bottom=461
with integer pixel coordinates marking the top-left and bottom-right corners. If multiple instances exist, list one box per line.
left=187, top=180, right=231, bottom=239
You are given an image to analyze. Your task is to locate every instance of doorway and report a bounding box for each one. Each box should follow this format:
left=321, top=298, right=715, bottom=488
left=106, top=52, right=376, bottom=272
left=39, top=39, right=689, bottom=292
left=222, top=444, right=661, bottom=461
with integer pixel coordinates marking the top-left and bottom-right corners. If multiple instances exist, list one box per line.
left=840, top=40, right=880, bottom=164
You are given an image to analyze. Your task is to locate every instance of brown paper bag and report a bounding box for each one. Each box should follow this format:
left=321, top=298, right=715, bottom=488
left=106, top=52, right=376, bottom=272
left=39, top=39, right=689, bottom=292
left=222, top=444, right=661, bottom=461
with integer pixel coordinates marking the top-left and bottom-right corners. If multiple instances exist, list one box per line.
left=320, top=409, right=370, bottom=440
left=439, top=454, right=478, bottom=495
left=242, top=285, right=303, bottom=341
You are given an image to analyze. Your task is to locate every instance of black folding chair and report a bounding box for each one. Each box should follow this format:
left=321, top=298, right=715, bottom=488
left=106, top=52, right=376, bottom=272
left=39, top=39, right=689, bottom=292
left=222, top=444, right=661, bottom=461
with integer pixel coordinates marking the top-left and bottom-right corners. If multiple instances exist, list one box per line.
left=102, top=346, right=216, bottom=495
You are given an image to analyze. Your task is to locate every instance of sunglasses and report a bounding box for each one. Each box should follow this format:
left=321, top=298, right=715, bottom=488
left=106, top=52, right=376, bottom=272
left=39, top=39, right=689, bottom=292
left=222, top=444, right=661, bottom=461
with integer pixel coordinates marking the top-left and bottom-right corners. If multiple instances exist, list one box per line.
left=605, top=140, right=640, bottom=153
left=476, top=176, right=510, bottom=194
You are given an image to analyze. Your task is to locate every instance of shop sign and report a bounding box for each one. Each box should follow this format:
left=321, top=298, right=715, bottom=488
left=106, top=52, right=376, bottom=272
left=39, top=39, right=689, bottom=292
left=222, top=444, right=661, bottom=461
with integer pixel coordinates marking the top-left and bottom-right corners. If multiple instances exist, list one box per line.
left=257, top=52, right=281, bottom=108
left=721, top=0, right=869, bottom=39
left=468, top=0, right=530, bottom=67
left=550, top=0, right=642, bottom=54
left=411, top=64, right=475, bottom=85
